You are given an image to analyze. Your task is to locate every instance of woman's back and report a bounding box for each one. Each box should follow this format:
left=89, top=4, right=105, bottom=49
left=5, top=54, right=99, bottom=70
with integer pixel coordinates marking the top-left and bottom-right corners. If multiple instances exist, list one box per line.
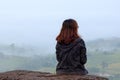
left=56, top=19, right=88, bottom=75
left=56, top=38, right=88, bottom=75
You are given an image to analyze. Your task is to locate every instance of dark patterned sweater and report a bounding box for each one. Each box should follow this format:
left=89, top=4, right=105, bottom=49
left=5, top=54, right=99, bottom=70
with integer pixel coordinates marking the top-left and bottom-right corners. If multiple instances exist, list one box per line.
left=56, top=38, right=88, bottom=75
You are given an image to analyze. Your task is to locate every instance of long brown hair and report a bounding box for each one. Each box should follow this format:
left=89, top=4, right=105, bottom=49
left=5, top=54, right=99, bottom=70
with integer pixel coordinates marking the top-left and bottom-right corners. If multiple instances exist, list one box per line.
left=56, top=19, right=80, bottom=44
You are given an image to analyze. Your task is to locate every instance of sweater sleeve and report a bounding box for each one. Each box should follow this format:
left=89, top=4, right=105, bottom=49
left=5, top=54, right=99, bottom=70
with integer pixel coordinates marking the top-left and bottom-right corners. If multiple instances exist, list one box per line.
left=56, top=43, right=61, bottom=62
left=80, top=39, right=87, bottom=65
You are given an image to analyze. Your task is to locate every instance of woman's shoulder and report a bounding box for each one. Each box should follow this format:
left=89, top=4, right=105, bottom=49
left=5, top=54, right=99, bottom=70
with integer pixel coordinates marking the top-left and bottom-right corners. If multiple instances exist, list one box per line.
left=75, top=37, right=85, bottom=43
left=75, top=38, right=86, bottom=47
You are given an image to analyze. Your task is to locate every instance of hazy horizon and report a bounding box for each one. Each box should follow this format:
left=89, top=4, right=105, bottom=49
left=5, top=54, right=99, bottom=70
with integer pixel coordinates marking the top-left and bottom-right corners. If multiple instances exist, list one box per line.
left=0, top=0, right=120, bottom=46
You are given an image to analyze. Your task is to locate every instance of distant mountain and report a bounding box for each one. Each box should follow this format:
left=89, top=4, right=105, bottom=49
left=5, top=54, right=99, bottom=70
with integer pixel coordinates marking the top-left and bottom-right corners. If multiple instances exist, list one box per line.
left=0, top=37, right=120, bottom=56
left=86, top=37, right=120, bottom=52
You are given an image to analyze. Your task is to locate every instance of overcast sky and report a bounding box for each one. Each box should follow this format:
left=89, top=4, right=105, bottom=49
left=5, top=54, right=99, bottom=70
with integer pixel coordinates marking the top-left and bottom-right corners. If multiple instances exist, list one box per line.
left=0, top=0, right=120, bottom=46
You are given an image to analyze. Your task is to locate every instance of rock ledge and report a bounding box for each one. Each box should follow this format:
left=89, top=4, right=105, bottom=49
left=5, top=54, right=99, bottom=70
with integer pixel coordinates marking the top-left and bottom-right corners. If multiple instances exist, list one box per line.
left=0, top=70, right=108, bottom=80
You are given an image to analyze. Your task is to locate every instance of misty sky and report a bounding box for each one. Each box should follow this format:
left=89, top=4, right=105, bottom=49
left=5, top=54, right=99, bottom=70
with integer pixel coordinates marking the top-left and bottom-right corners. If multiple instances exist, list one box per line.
left=0, top=0, right=120, bottom=46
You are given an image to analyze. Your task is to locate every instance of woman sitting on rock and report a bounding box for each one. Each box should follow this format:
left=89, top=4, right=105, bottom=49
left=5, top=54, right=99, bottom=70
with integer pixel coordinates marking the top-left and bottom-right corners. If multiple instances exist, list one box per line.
left=55, top=19, right=88, bottom=75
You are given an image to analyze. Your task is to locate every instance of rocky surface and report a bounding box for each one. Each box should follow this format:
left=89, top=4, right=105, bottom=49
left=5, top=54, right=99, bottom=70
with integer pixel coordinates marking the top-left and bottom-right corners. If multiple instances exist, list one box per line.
left=0, top=70, right=108, bottom=80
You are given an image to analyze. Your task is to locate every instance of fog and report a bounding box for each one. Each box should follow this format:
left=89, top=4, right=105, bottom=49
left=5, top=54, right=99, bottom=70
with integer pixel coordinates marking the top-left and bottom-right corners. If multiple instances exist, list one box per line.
left=0, top=1, right=120, bottom=79
left=0, top=0, right=120, bottom=54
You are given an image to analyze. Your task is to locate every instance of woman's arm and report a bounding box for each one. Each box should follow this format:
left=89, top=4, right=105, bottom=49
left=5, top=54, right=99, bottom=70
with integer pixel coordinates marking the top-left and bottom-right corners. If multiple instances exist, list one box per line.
left=56, top=43, right=61, bottom=62
left=80, top=39, right=87, bottom=65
